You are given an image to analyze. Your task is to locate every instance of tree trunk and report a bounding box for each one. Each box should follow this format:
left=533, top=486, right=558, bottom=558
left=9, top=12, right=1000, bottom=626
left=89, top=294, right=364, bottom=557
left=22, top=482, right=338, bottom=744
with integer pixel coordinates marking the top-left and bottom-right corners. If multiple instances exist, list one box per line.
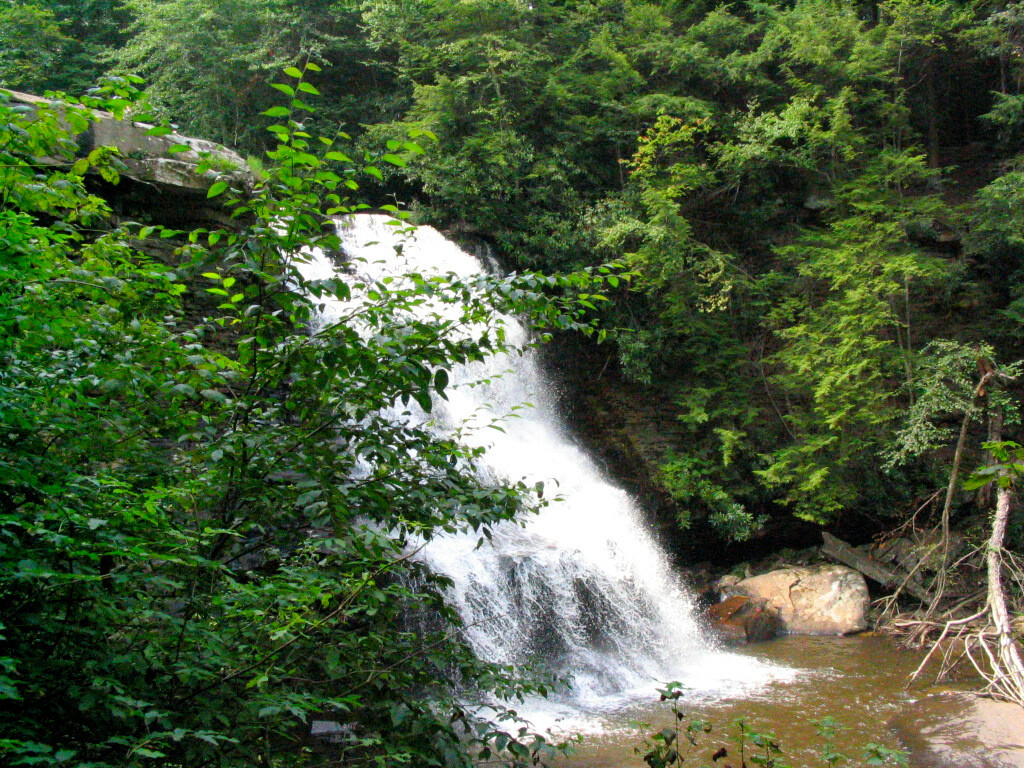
left=981, top=408, right=1004, bottom=509
left=932, top=371, right=995, bottom=611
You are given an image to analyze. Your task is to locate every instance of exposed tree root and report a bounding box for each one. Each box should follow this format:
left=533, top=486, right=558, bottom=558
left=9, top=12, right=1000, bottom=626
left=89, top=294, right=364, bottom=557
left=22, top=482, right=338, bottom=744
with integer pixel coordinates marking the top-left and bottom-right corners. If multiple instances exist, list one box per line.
left=878, top=487, right=1024, bottom=708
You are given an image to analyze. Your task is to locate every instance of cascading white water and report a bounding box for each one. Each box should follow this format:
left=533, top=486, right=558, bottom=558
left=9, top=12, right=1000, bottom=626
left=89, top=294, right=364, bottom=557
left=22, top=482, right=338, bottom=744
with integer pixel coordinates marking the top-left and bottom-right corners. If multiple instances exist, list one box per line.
left=300, top=214, right=791, bottom=720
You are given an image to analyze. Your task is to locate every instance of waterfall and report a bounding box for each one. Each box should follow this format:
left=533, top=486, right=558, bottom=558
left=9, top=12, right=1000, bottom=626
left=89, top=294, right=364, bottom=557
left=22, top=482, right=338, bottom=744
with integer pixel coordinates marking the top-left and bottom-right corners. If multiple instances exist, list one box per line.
left=299, top=214, right=789, bottom=718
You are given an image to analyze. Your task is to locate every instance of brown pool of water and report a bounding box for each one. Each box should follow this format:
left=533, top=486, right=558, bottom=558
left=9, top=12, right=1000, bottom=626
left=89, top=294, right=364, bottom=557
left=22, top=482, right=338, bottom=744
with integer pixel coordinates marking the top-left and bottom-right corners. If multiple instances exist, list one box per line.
left=558, top=634, right=939, bottom=768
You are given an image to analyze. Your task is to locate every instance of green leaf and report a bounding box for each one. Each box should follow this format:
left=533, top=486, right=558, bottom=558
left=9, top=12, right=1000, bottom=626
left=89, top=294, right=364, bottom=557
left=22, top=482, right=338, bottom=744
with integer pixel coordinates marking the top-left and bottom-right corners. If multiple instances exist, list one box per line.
left=963, top=475, right=991, bottom=491
left=167, top=143, right=190, bottom=154
left=263, top=106, right=291, bottom=118
left=434, top=368, right=449, bottom=394
left=283, top=66, right=303, bottom=79
left=296, top=489, right=322, bottom=506
left=413, top=388, right=433, bottom=413
left=207, top=181, right=228, bottom=198
left=246, top=673, right=269, bottom=690
left=201, top=389, right=229, bottom=403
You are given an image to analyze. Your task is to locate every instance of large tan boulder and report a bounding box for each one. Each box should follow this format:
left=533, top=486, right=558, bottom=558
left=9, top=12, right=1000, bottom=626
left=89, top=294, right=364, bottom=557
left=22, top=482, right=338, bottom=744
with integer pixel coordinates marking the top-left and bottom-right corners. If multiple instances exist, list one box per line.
left=733, top=565, right=870, bottom=635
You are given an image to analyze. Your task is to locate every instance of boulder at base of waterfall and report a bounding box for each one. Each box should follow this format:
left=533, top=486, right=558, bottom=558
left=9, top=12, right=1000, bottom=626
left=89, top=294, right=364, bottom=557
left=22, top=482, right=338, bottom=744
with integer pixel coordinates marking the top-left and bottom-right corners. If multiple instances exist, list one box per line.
left=706, top=595, right=782, bottom=643
left=732, top=565, right=869, bottom=635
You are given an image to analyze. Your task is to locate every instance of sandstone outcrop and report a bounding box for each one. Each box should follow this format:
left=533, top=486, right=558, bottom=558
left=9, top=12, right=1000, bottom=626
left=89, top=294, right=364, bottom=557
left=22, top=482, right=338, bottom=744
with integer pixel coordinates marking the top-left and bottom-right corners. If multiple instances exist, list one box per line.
left=729, top=565, right=870, bottom=635
left=5, top=89, right=252, bottom=227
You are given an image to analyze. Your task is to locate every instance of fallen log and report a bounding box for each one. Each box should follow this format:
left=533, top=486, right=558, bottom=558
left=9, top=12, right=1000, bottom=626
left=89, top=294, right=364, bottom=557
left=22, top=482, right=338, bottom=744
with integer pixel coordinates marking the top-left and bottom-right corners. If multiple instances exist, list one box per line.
left=822, top=532, right=933, bottom=603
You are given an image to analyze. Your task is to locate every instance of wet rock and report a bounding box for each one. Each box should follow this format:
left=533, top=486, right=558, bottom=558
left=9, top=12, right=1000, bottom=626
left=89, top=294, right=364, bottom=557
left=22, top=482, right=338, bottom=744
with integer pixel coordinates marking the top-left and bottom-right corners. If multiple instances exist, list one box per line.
left=693, top=573, right=745, bottom=612
left=715, top=574, right=742, bottom=591
left=890, top=692, right=1024, bottom=768
left=706, top=595, right=782, bottom=643
left=733, top=565, right=869, bottom=635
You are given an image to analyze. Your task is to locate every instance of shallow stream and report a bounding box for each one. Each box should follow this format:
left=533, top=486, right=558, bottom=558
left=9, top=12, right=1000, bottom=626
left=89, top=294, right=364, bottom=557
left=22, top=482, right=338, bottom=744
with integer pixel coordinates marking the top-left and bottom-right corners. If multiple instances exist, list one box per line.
left=552, top=635, right=931, bottom=768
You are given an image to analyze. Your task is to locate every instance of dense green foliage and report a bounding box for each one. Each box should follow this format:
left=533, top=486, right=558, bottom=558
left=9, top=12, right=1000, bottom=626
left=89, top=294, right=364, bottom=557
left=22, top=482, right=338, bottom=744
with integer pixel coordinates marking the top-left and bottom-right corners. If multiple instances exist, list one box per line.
left=5, top=1, right=1024, bottom=536
left=7, top=0, right=1024, bottom=764
left=348, top=0, right=1024, bottom=539
left=112, top=0, right=399, bottom=150
left=363, top=0, right=1024, bottom=539
left=0, top=73, right=615, bottom=766
left=0, top=1, right=128, bottom=93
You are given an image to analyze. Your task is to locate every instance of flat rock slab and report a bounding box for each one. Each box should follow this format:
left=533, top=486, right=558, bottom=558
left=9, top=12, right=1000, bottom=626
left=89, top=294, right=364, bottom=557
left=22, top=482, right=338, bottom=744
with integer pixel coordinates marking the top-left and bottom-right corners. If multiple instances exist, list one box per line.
left=891, top=692, right=1024, bottom=768
left=4, top=89, right=250, bottom=193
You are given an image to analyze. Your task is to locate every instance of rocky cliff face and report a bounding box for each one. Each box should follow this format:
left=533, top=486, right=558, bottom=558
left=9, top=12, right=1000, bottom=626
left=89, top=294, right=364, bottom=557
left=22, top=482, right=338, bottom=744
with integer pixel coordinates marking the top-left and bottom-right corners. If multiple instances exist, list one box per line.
left=539, top=334, right=704, bottom=561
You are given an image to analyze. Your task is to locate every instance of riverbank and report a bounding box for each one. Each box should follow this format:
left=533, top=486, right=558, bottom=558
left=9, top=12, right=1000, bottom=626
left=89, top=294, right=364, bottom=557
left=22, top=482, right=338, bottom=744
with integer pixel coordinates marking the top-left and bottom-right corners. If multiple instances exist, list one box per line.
left=689, top=547, right=1024, bottom=767
left=893, top=692, right=1024, bottom=768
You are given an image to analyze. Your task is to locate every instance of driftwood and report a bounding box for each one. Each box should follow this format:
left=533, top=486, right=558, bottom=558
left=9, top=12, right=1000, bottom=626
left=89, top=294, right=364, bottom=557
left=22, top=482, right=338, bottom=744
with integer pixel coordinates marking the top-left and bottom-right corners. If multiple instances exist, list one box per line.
left=822, top=532, right=933, bottom=603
